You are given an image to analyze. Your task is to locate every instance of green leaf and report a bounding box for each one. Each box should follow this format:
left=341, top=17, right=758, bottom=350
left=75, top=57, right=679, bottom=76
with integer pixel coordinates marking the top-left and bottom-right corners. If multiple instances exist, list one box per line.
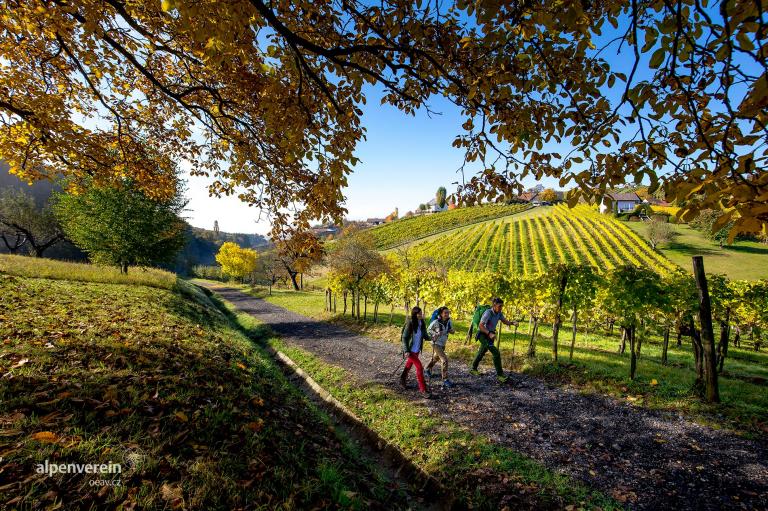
left=649, top=49, right=665, bottom=69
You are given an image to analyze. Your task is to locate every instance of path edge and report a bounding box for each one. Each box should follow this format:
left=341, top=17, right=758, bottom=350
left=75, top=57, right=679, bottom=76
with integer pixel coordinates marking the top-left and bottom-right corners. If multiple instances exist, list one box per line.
left=261, top=342, right=457, bottom=510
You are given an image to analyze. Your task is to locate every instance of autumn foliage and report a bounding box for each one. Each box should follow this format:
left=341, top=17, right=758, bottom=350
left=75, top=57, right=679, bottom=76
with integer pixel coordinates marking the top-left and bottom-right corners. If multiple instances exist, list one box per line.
left=0, top=0, right=766, bottom=239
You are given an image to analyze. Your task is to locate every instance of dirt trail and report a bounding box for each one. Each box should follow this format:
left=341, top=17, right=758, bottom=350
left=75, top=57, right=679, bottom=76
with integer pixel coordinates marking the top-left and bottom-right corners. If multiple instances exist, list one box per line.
left=201, top=282, right=768, bottom=511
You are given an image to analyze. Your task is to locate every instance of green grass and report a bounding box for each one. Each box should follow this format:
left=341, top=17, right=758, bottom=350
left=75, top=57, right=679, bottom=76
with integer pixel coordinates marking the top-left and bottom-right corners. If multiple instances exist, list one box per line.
left=210, top=294, right=618, bottom=510
left=0, top=254, right=178, bottom=289
left=250, top=286, right=768, bottom=437
left=0, top=268, right=407, bottom=509
left=626, top=222, right=768, bottom=280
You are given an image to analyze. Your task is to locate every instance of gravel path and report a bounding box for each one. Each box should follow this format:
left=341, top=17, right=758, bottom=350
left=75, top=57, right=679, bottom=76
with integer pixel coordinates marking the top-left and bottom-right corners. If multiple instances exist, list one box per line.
left=202, top=283, right=768, bottom=510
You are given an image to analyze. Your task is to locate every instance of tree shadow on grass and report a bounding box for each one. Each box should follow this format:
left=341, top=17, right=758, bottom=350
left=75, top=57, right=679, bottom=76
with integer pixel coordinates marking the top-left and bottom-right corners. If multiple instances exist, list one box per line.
left=725, top=244, right=768, bottom=256
left=665, top=241, right=722, bottom=256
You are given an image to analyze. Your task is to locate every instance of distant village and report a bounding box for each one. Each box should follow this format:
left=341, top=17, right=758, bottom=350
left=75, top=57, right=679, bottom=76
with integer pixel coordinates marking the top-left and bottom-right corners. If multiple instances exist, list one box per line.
left=310, top=184, right=673, bottom=240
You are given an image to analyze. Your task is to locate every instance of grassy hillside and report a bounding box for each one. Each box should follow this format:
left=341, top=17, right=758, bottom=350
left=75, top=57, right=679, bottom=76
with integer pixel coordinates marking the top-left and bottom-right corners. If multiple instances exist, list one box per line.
left=366, top=203, right=530, bottom=249
left=626, top=222, right=768, bottom=280
left=0, top=257, right=405, bottom=509
left=408, top=205, right=677, bottom=273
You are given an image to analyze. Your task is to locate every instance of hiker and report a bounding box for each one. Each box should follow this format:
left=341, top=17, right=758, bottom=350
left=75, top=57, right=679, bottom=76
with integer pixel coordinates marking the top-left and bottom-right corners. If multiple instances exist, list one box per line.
left=470, top=297, right=516, bottom=383
left=399, top=306, right=432, bottom=399
left=426, top=306, right=456, bottom=388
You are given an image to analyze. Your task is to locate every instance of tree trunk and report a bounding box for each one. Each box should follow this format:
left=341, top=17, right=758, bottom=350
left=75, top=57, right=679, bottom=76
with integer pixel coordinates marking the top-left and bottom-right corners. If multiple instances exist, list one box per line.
left=629, top=325, right=637, bottom=380
left=288, top=271, right=300, bottom=290
left=661, top=327, right=670, bottom=366
left=364, top=295, right=368, bottom=321
left=618, top=327, right=627, bottom=354
left=343, top=292, right=348, bottom=315
left=333, top=293, right=336, bottom=313
left=527, top=317, right=539, bottom=358
left=676, top=329, right=683, bottom=347
left=690, top=322, right=704, bottom=388
left=389, top=303, right=395, bottom=325
left=692, top=256, right=720, bottom=403
left=121, top=261, right=129, bottom=274
left=374, top=302, right=379, bottom=323
left=300, top=273, right=303, bottom=290
left=512, top=323, right=519, bottom=356
left=636, top=322, right=644, bottom=359
left=569, top=310, right=578, bottom=361
left=551, top=271, right=568, bottom=364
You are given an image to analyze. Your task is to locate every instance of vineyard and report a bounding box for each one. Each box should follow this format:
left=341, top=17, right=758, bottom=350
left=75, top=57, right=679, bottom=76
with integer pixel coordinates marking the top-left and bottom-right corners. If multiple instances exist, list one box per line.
left=408, top=205, right=678, bottom=274
left=367, top=202, right=530, bottom=249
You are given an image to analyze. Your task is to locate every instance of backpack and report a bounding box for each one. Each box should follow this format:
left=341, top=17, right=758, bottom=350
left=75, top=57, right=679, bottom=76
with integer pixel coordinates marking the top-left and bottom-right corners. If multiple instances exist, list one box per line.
left=429, top=308, right=441, bottom=325
left=471, top=304, right=491, bottom=334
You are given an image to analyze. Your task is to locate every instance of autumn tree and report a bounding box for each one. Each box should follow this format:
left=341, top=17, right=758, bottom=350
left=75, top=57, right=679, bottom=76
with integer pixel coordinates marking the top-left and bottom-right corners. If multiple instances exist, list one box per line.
left=53, top=179, right=186, bottom=273
left=0, top=188, right=63, bottom=257
left=3, top=1, right=765, bottom=243
left=274, top=228, right=323, bottom=290
left=215, top=242, right=258, bottom=282
left=326, top=232, right=387, bottom=321
left=538, top=188, right=558, bottom=203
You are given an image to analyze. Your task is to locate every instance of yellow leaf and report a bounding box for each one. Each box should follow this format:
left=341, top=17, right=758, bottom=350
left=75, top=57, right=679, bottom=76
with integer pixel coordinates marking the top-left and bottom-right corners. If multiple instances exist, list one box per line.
left=650, top=379, right=658, bottom=386
left=174, top=411, right=188, bottom=422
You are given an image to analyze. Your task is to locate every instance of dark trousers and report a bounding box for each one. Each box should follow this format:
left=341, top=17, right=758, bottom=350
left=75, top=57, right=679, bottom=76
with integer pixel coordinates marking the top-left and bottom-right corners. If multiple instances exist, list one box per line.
left=472, top=333, right=503, bottom=375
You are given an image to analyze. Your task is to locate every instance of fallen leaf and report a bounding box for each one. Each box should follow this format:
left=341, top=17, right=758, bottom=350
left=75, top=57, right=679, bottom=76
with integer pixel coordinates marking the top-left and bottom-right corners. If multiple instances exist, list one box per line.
left=30, top=431, right=58, bottom=443
left=174, top=411, right=188, bottom=423
left=650, top=379, right=658, bottom=386
left=12, top=358, right=29, bottom=369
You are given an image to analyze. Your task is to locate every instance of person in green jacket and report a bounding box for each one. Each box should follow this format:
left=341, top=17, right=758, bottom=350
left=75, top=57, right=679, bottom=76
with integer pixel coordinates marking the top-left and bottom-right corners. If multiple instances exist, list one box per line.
left=399, top=306, right=432, bottom=398
left=470, top=297, right=516, bottom=383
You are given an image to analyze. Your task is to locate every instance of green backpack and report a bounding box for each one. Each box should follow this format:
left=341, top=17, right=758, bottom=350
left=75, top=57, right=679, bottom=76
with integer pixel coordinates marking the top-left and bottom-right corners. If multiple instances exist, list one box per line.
left=471, top=304, right=491, bottom=334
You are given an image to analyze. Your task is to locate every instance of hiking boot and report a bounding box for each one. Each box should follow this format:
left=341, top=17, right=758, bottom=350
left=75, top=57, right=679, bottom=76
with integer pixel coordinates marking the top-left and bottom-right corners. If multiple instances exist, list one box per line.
left=421, top=391, right=434, bottom=400
left=496, top=375, right=509, bottom=383
left=442, top=379, right=454, bottom=389
left=469, top=369, right=480, bottom=376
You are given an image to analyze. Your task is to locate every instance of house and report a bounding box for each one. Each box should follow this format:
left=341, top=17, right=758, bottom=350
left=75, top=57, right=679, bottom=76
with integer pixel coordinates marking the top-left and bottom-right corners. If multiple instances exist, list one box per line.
left=599, top=192, right=642, bottom=214
left=366, top=218, right=386, bottom=226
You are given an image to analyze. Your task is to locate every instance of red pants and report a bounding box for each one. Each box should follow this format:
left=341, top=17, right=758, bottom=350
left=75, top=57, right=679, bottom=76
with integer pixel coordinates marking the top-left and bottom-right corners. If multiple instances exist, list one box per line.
left=404, top=352, right=427, bottom=392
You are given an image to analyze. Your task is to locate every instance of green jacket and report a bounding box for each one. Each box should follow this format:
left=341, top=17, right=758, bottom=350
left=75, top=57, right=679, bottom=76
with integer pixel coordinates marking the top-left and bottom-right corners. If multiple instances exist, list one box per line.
left=401, top=319, right=431, bottom=353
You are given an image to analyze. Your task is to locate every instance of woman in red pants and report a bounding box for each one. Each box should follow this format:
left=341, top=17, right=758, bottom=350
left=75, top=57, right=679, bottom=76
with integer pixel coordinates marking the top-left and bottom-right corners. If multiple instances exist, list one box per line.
left=399, top=306, right=432, bottom=399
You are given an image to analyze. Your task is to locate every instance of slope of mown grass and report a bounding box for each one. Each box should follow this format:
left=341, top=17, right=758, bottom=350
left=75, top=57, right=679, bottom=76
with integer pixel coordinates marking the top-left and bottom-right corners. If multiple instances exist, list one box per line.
left=0, top=261, right=406, bottom=509
left=254, top=287, right=768, bottom=437
left=408, top=205, right=678, bottom=274
left=366, top=203, right=531, bottom=250
left=626, top=222, right=768, bottom=281
left=0, top=254, right=177, bottom=289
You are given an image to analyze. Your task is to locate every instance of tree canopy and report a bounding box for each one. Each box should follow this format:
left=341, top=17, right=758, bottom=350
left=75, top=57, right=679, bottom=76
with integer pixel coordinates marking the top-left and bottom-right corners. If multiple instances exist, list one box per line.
left=53, top=179, right=186, bottom=272
left=1, top=0, right=766, bottom=239
left=216, top=241, right=258, bottom=281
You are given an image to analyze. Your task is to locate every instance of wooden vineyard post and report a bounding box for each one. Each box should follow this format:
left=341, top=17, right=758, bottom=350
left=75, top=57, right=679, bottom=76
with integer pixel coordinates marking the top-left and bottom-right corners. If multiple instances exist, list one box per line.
left=692, top=256, right=720, bottom=403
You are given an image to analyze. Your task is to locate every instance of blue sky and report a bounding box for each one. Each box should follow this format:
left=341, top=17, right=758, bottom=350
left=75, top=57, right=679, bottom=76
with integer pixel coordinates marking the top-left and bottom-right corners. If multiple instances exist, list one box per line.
left=182, top=88, right=561, bottom=235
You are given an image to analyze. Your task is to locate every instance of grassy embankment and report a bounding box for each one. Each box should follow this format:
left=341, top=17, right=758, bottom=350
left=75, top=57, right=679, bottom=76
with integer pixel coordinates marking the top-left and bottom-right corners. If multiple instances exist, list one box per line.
left=626, top=222, right=768, bottom=281
left=0, top=255, right=408, bottom=510
left=242, top=286, right=768, bottom=438
left=208, top=290, right=620, bottom=510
